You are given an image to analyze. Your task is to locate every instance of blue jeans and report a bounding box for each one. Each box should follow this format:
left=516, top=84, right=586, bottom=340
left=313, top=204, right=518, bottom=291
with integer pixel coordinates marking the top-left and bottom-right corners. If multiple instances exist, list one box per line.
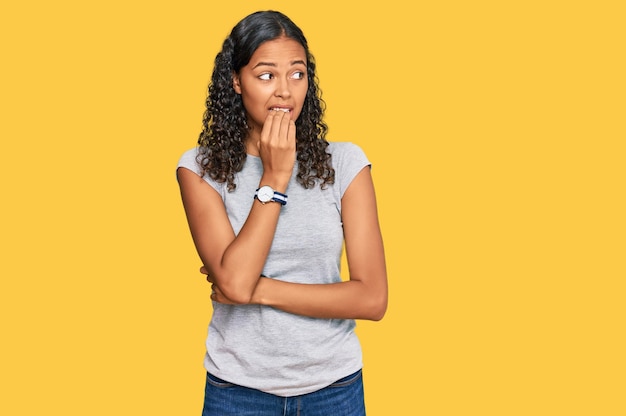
left=202, top=369, right=366, bottom=416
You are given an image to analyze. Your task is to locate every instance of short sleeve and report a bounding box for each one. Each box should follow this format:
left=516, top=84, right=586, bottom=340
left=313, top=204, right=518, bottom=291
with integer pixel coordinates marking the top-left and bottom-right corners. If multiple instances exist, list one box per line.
left=177, top=147, right=202, bottom=176
left=330, top=142, right=371, bottom=198
left=176, top=147, right=224, bottom=196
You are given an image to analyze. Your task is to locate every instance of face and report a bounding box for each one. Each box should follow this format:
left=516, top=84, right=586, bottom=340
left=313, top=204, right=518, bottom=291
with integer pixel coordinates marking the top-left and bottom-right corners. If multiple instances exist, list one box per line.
left=233, top=37, right=308, bottom=140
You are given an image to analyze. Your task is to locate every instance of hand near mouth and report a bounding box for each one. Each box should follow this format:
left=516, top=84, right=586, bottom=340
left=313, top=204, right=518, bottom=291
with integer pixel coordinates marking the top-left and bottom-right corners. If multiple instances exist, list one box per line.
left=257, top=109, right=296, bottom=191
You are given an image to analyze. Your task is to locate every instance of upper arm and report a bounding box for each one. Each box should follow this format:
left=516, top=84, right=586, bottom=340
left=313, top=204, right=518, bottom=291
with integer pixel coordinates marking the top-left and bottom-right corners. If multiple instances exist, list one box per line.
left=176, top=167, right=235, bottom=277
left=341, top=167, right=388, bottom=292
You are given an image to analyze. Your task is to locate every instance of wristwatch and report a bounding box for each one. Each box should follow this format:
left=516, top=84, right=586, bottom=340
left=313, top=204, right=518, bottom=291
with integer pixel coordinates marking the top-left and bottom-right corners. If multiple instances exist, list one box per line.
left=255, top=185, right=288, bottom=205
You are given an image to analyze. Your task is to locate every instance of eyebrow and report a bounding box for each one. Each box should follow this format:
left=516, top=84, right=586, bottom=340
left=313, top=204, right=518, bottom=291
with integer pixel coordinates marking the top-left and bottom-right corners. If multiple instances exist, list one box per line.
left=252, top=60, right=307, bottom=69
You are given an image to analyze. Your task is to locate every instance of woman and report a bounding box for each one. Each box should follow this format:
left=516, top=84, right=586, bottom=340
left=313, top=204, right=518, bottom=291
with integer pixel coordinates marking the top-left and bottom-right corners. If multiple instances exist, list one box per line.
left=177, top=10, right=387, bottom=416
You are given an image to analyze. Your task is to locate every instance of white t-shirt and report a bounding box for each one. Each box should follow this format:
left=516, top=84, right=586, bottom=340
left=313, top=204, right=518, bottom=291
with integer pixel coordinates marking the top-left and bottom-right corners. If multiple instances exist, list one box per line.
left=177, top=141, right=370, bottom=396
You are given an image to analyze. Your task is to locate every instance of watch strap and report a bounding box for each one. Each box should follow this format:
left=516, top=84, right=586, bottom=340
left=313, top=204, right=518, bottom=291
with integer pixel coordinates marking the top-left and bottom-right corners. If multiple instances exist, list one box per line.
left=255, top=187, right=288, bottom=205
left=270, top=192, right=287, bottom=205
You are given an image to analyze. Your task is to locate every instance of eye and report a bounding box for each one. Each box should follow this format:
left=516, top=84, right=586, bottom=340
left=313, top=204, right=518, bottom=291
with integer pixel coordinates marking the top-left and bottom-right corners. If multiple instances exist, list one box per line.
left=258, top=73, right=273, bottom=81
left=291, top=71, right=305, bottom=80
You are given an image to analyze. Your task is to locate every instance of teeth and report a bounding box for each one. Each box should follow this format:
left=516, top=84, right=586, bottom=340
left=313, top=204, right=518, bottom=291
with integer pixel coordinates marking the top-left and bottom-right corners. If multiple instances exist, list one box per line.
left=271, top=108, right=290, bottom=112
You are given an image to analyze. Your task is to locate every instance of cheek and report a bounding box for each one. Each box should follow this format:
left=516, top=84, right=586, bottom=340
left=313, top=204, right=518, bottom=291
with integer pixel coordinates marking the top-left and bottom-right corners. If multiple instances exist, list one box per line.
left=243, top=87, right=272, bottom=108
left=300, top=80, right=309, bottom=97
left=297, top=87, right=309, bottom=113
left=241, top=93, right=265, bottom=114
left=240, top=96, right=269, bottom=127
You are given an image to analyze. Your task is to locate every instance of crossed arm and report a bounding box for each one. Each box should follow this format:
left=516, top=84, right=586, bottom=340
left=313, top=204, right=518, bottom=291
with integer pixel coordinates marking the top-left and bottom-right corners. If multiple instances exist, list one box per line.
left=178, top=164, right=388, bottom=321
left=177, top=111, right=387, bottom=321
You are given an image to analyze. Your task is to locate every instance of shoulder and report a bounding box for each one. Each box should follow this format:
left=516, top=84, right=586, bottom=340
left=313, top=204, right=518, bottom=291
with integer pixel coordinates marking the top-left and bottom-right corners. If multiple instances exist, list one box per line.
left=176, top=147, right=226, bottom=196
left=176, top=147, right=201, bottom=176
left=326, top=141, right=371, bottom=197
left=327, top=141, right=367, bottom=158
left=326, top=141, right=370, bottom=170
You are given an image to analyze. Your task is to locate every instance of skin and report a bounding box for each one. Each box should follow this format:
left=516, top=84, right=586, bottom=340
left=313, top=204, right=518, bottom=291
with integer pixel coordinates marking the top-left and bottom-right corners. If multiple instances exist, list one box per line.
left=177, top=36, right=388, bottom=320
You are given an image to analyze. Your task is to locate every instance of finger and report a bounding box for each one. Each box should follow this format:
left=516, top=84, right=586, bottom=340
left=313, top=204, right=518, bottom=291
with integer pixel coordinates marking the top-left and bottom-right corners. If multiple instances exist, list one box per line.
left=267, top=110, right=287, bottom=144
left=278, top=112, right=292, bottom=143
left=287, top=119, right=296, bottom=143
left=258, top=113, right=274, bottom=149
left=204, top=272, right=216, bottom=283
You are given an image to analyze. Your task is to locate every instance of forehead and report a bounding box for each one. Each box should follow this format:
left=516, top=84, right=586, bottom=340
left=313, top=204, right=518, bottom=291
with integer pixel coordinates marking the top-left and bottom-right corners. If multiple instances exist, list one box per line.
left=248, top=37, right=307, bottom=65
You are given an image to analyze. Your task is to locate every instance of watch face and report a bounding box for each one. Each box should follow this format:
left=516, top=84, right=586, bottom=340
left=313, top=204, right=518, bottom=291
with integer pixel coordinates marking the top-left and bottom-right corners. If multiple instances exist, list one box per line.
left=257, top=186, right=274, bottom=203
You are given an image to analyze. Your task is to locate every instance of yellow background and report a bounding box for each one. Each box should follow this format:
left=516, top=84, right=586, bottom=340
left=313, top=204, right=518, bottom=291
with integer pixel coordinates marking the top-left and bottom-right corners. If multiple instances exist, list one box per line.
left=1, top=1, right=624, bottom=415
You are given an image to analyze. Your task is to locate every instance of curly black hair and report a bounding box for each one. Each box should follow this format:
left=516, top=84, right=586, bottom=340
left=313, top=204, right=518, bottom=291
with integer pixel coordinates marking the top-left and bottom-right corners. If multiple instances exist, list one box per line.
left=196, top=10, right=335, bottom=191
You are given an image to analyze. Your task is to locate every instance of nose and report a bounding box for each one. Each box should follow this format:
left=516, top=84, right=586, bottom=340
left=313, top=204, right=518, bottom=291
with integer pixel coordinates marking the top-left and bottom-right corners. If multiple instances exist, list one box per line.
left=274, top=77, right=291, bottom=98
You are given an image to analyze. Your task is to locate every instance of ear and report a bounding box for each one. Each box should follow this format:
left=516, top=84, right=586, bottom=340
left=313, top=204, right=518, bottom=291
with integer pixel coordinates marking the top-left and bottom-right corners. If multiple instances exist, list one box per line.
left=232, top=72, right=242, bottom=95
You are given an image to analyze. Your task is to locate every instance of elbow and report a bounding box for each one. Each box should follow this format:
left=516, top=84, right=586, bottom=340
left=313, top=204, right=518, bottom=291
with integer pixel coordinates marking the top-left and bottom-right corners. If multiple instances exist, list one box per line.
left=368, top=301, right=387, bottom=321
left=222, top=290, right=253, bottom=305
left=218, top=277, right=256, bottom=305
left=370, top=310, right=386, bottom=322
left=363, top=293, right=388, bottom=321
left=220, top=285, right=254, bottom=305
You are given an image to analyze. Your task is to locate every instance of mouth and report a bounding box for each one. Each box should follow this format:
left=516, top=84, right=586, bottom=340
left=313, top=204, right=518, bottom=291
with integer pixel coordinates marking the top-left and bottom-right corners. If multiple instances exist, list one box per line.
left=269, top=107, right=292, bottom=113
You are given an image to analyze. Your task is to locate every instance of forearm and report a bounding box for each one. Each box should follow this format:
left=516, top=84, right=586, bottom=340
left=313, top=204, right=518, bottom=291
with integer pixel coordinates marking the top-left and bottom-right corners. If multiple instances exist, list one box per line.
left=182, top=105, right=299, bottom=305
left=251, top=277, right=387, bottom=321
left=242, top=168, right=389, bottom=319
left=214, top=198, right=282, bottom=301
left=180, top=165, right=289, bottom=304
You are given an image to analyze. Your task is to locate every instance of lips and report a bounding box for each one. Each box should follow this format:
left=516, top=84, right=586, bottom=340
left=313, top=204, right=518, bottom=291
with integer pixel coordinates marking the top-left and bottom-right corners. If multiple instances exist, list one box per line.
left=269, top=107, right=291, bottom=113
